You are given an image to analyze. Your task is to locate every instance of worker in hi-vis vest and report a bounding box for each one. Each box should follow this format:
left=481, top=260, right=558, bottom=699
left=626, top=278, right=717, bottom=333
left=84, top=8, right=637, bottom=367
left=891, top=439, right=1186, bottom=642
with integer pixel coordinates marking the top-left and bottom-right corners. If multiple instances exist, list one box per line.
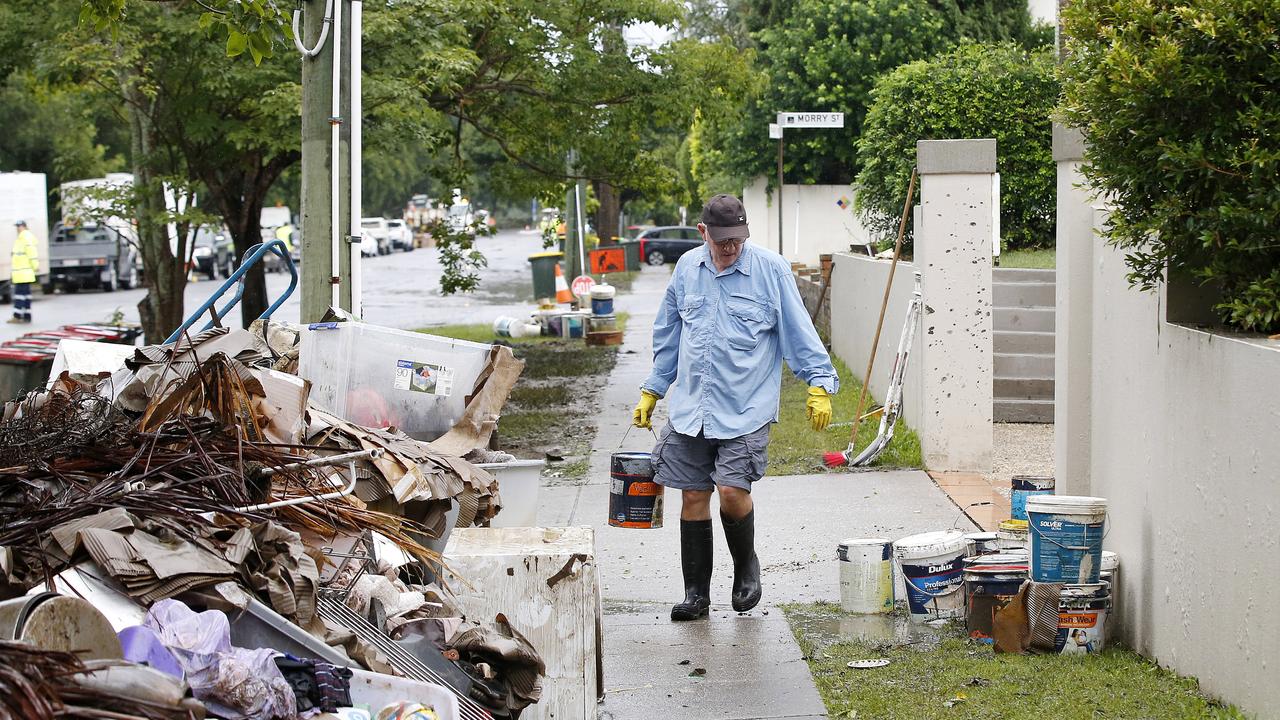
left=9, top=220, right=39, bottom=324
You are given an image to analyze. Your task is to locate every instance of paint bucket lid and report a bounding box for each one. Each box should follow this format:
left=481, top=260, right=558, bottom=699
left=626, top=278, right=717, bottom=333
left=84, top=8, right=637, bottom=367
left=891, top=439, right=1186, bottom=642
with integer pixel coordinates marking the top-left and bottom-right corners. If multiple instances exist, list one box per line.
left=998, top=519, right=1028, bottom=532
left=1011, top=475, right=1055, bottom=491
left=964, top=532, right=998, bottom=542
left=839, top=538, right=891, bottom=548
left=1061, top=581, right=1110, bottom=599
left=591, top=284, right=615, bottom=299
left=1101, top=550, right=1119, bottom=572
left=837, top=538, right=890, bottom=562
left=1026, top=495, right=1108, bottom=515
left=893, top=530, right=967, bottom=560
left=964, top=552, right=1030, bottom=572
left=610, top=451, right=653, bottom=476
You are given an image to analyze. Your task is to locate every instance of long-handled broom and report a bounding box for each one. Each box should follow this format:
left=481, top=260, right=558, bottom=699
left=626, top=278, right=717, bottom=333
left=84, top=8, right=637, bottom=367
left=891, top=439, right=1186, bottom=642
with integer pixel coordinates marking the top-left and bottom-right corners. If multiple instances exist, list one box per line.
left=824, top=169, right=917, bottom=468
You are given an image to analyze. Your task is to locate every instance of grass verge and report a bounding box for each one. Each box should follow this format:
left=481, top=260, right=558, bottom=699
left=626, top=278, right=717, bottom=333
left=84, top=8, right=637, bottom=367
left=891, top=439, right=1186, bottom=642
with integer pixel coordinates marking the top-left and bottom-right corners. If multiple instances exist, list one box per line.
left=999, top=248, right=1056, bottom=269
left=782, top=602, right=1245, bottom=720
left=770, top=354, right=923, bottom=475
left=422, top=317, right=625, bottom=482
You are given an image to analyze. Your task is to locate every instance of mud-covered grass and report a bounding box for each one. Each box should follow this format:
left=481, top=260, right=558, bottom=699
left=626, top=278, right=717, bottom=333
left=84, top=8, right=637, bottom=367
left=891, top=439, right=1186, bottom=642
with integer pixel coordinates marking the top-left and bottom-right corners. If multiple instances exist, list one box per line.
left=769, top=354, right=924, bottom=475
left=782, top=602, right=1245, bottom=720
left=422, top=317, right=625, bottom=480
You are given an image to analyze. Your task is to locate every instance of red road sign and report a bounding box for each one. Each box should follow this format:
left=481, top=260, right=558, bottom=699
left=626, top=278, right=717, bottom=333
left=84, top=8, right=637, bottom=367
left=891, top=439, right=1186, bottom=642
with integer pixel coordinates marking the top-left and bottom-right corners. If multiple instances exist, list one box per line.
left=571, top=275, right=596, bottom=297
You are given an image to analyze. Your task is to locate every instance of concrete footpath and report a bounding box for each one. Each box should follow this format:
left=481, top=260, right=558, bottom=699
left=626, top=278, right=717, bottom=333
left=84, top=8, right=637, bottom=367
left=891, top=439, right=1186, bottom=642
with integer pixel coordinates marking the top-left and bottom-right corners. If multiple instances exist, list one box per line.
left=536, top=265, right=976, bottom=720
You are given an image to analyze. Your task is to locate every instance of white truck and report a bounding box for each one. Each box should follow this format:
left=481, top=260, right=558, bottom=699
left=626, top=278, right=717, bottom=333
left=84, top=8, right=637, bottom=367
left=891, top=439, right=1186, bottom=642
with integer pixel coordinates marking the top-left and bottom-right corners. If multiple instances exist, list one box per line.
left=0, top=172, right=50, bottom=303
left=54, top=174, right=141, bottom=293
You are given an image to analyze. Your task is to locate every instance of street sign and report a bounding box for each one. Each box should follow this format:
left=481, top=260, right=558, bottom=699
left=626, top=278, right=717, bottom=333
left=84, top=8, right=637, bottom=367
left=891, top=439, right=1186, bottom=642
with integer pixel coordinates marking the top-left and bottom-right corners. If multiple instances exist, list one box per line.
left=777, top=112, right=845, bottom=128
left=571, top=274, right=596, bottom=298
left=769, top=122, right=783, bottom=139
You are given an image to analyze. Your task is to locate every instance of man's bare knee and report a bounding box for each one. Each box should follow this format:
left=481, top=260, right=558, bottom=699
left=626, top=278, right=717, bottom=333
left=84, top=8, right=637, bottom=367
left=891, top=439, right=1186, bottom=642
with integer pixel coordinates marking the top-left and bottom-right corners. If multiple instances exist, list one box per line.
left=717, top=485, right=753, bottom=520
left=681, top=489, right=713, bottom=520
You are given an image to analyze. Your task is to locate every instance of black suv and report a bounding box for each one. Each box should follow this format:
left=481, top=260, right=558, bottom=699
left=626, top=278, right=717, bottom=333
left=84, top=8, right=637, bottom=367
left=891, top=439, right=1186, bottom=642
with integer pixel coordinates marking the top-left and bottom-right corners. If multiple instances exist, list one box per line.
left=635, top=225, right=702, bottom=266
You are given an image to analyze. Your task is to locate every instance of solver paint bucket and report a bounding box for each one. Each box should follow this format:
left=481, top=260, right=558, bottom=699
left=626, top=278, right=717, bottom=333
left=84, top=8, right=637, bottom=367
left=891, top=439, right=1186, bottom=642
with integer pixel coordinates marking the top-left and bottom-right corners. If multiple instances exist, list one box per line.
left=1010, top=476, right=1055, bottom=521
left=1054, top=582, right=1112, bottom=654
left=837, top=539, right=894, bottom=614
left=963, top=552, right=1029, bottom=643
left=894, top=530, right=967, bottom=622
left=608, top=452, right=663, bottom=529
left=1027, top=496, right=1107, bottom=584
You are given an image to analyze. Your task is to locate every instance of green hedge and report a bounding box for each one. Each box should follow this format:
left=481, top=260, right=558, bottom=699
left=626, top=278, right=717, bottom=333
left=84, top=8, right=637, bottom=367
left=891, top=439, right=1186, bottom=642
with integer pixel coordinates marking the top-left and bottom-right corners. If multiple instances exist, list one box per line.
left=855, top=42, right=1059, bottom=251
left=1060, top=0, right=1280, bottom=333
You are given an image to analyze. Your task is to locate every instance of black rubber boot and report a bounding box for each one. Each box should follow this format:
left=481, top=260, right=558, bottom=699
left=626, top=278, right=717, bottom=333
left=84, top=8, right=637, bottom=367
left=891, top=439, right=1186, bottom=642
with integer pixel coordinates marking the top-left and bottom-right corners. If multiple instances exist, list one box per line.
left=671, top=519, right=713, bottom=621
left=722, top=509, right=762, bottom=612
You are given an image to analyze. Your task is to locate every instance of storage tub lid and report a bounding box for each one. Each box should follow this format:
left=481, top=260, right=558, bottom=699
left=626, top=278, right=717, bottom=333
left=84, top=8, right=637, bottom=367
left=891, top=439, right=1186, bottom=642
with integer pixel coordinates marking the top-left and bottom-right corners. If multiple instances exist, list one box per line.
left=1026, top=495, right=1108, bottom=515
left=893, top=530, right=966, bottom=559
left=1101, top=550, right=1119, bottom=571
left=591, top=284, right=615, bottom=299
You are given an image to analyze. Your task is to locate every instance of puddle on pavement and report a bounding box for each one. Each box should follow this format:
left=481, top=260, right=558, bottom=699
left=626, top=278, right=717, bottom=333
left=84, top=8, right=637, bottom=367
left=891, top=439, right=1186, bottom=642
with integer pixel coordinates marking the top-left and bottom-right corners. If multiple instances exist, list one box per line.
left=787, top=604, right=953, bottom=651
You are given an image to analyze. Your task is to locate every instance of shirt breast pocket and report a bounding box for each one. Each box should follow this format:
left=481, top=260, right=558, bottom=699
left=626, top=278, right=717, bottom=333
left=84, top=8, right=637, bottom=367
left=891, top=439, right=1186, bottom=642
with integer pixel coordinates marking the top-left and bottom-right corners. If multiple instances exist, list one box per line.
left=724, top=295, right=776, bottom=351
left=678, top=295, right=706, bottom=325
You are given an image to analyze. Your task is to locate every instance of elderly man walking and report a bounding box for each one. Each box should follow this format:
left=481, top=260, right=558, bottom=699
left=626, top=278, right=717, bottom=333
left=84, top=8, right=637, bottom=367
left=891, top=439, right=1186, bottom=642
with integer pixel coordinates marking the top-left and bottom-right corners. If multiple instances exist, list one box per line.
left=633, top=194, right=838, bottom=621
left=8, top=220, right=39, bottom=324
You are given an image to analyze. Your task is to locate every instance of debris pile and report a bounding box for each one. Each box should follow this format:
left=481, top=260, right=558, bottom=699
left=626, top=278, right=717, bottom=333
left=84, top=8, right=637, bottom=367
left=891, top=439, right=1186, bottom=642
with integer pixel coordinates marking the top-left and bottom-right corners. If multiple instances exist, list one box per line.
left=0, top=321, right=544, bottom=720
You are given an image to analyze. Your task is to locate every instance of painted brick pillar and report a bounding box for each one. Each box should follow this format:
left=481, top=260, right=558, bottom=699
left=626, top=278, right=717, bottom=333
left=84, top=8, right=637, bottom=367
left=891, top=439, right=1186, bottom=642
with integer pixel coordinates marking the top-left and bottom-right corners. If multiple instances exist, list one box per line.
left=915, top=139, right=996, bottom=473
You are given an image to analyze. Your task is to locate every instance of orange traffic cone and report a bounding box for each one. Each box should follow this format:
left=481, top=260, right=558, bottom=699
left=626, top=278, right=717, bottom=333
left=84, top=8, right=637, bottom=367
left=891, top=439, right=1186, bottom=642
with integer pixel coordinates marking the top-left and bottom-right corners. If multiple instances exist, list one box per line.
left=554, top=262, right=573, bottom=303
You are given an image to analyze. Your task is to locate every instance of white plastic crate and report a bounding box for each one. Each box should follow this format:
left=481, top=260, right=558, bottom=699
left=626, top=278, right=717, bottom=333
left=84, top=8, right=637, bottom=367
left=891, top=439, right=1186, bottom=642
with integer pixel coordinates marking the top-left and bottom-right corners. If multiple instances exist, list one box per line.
left=299, top=322, right=492, bottom=441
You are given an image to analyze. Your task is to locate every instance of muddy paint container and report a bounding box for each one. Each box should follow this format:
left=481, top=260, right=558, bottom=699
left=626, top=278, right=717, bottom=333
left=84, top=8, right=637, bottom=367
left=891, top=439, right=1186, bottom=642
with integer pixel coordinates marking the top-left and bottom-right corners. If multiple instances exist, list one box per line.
left=1010, top=475, right=1055, bottom=521
left=962, top=552, right=1029, bottom=643
left=894, top=530, right=967, bottom=622
left=1027, top=495, right=1107, bottom=584
left=963, top=532, right=1000, bottom=557
left=837, top=539, right=894, bottom=614
left=608, top=452, right=663, bottom=528
left=587, top=314, right=618, bottom=333
left=590, top=284, right=616, bottom=315
left=1054, top=582, right=1112, bottom=654
left=996, top=519, right=1029, bottom=550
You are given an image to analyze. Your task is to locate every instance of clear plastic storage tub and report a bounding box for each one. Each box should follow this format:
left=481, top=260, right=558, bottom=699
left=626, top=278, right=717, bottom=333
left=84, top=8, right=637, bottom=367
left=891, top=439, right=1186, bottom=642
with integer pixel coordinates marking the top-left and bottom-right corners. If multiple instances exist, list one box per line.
left=299, top=322, right=493, bottom=441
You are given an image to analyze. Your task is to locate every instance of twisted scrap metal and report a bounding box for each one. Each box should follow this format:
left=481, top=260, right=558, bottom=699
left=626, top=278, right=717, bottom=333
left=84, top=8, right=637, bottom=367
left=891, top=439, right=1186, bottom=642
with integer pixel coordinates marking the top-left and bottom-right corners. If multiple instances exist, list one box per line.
left=0, top=386, right=131, bottom=466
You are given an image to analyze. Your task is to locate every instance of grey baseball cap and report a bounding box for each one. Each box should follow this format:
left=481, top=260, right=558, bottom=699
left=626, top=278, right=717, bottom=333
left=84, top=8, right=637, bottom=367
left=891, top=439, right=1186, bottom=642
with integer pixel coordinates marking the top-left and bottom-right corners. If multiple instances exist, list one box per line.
left=700, top=194, right=750, bottom=241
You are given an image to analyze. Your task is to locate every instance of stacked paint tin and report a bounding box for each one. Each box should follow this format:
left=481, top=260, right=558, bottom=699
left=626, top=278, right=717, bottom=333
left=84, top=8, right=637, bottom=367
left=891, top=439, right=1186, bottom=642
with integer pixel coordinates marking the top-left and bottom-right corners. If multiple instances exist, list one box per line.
left=586, top=283, right=622, bottom=345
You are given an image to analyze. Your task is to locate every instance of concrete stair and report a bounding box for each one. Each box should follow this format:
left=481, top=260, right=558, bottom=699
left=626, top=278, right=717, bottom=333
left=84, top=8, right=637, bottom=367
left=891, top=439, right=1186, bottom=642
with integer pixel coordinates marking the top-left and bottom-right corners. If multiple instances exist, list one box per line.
left=993, top=268, right=1055, bottom=422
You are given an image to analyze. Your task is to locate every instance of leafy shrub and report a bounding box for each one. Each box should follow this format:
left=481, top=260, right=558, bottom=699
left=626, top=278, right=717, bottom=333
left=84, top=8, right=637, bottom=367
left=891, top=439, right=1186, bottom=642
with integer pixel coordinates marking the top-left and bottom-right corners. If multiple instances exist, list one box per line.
left=1060, top=0, right=1280, bottom=333
left=855, top=42, right=1059, bottom=250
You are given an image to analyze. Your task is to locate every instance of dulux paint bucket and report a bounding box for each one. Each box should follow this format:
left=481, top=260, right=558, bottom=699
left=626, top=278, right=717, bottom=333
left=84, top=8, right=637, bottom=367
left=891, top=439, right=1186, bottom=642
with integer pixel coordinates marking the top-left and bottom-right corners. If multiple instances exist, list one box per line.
left=1010, top=475, right=1055, bottom=521
left=608, top=452, right=663, bottom=529
left=894, top=530, right=967, bottom=622
left=963, top=552, right=1029, bottom=643
left=837, top=539, right=894, bottom=614
left=1054, top=582, right=1112, bottom=654
left=1027, top=496, right=1107, bottom=584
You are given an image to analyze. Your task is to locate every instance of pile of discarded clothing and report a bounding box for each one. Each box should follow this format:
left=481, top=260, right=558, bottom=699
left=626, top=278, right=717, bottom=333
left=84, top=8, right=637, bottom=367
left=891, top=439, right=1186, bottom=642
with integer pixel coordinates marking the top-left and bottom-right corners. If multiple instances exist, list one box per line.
left=0, top=322, right=543, bottom=720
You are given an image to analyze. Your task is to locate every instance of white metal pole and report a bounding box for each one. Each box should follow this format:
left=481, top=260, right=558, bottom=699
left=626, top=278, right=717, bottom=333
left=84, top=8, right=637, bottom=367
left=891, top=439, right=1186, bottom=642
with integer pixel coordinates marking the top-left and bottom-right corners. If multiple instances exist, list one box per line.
left=349, top=0, right=363, bottom=317
left=329, top=0, right=343, bottom=309
left=574, top=182, right=586, bottom=276
left=794, top=195, right=800, bottom=258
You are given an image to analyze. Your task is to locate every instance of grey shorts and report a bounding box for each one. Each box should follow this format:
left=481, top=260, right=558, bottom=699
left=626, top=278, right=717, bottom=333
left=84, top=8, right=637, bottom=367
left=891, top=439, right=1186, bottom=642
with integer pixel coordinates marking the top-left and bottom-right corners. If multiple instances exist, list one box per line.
left=651, top=422, right=771, bottom=492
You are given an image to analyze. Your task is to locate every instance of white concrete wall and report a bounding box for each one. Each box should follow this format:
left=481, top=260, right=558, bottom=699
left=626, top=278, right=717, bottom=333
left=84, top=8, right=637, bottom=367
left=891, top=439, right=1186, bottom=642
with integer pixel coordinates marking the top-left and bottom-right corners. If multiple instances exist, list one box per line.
left=742, top=177, right=873, bottom=266
left=829, top=254, right=924, bottom=433
left=915, top=139, right=995, bottom=473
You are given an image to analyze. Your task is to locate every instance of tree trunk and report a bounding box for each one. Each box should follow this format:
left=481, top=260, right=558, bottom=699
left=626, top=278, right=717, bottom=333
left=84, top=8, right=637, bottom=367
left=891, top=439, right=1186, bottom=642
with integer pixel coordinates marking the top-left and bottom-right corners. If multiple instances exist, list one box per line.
left=593, top=179, right=622, bottom=244
left=121, top=67, right=186, bottom=344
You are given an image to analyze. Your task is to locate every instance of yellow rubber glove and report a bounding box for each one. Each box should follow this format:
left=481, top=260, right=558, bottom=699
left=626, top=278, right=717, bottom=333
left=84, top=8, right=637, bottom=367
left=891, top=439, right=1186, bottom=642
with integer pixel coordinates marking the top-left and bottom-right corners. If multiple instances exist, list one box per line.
left=633, top=390, right=659, bottom=429
left=806, top=386, right=832, bottom=432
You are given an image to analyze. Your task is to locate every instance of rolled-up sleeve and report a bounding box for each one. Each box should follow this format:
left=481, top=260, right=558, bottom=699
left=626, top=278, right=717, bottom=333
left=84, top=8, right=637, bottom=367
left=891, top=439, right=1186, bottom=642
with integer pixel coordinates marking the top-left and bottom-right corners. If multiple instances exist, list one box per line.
left=777, top=269, right=839, bottom=394
left=642, top=282, right=681, bottom=397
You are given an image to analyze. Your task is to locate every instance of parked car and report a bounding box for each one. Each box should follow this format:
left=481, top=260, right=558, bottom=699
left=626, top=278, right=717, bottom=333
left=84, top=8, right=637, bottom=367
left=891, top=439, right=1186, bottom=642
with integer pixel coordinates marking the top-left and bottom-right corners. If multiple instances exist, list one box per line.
left=360, top=217, right=391, bottom=256
left=190, top=225, right=234, bottom=279
left=387, top=219, right=414, bottom=252
left=44, top=222, right=140, bottom=293
left=635, top=225, right=702, bottom=266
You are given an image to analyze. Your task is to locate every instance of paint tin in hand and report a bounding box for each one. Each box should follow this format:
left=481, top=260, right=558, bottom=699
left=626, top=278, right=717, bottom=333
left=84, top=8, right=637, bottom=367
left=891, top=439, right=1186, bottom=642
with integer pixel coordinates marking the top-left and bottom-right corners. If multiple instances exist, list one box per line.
left=608, top=452, right=663, bottom=529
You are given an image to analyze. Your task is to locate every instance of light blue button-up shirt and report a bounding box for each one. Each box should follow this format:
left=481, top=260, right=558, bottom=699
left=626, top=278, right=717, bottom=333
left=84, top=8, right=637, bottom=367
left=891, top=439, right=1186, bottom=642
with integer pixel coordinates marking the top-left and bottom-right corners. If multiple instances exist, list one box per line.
left=641, top=243, right=839, bottom=439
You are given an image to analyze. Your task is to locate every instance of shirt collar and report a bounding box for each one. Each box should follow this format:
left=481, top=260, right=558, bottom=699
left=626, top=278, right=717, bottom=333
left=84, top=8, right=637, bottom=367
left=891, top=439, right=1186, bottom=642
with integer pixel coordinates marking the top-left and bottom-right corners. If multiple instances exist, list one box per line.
left=695, top=242, right=753, bottom=277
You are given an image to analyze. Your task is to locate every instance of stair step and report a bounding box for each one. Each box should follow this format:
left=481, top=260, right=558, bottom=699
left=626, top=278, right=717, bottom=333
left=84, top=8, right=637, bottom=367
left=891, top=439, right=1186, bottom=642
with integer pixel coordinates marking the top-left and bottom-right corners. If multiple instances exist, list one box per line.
left=994, top=307, right=1055, bottom=332
left=995, top=377, right=1055, bottom=400
left=995, top=352, right=1055, bottom=378
left=994, top=268, right=1055, bottom=283
left=994, top=398, right=1055, bottom=423
left=994, top=281, right=1055, bottom=307
left=995, top=330, right=1055, bottom=355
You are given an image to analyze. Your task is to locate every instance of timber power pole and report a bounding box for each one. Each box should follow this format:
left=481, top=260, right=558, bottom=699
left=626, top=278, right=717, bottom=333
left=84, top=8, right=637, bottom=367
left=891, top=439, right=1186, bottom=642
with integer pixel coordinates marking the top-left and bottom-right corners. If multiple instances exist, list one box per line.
left=300, top=0, right=353, bottom=323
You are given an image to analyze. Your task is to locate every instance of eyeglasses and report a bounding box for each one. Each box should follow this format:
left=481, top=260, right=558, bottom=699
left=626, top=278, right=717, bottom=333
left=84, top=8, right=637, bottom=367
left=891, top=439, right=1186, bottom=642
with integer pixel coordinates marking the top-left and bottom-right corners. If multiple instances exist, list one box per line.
left=712, top=237, right=746, bottom=248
